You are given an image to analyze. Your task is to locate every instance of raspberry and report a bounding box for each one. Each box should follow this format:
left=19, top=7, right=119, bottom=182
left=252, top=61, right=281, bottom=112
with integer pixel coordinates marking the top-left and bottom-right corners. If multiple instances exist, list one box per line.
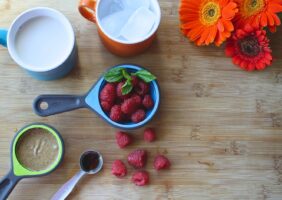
left=154, top=155, right=171, bottom=170
left=132, top=171, right=149, bottom=186
left=131, top=109, right=146, bottom=123
left=144, top=128, right=156, bottom=142
left=121, top=97, right=139, bottom=115
left=127, top=149, right=147, bottom=168
left=116, top=131, right=132, bottom=148
left=117, top=81, right=131, bottom=100
left=131, top=94, right=142, bottom=106
left=110, top=105, right=124, bottom=122
left=99, top=83, right=116, bottom=104
left=142, top=95, right=154, bottom=109
left=100, top=101, right=112, bottom=112
left=112, top=160, right=127, bottom=178
left=131, top=76, right=139, bottom=87
left=134, top=80, right=149, bottom=96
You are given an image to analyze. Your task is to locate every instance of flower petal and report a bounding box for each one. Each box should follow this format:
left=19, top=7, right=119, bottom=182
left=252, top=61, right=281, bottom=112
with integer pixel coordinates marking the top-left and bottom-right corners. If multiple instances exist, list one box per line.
left=271, top=12, right=281, bottom=25
left=198, top=28, right=211, bottom=46
left=268, top=3, right=282, bottom=13
left=181, top=20, right=200, bottom=30
left=222, top=19, right=234, bottom=31
left=266, top=12, right=275, bottom=26
left=225, top=43, right=235, bottom=56
left=222, top=2, right=237, bottom=20
left=217, top=20, right=225, bottom=32
left=207, top=25, right=218, bottom=44
left=260, top=13, right=268, bottom=27
left=244, top=24, right=254, bottom=32
left=187, top=26, right=203, bottom=42
left=269, top=25, right=277, bottom=32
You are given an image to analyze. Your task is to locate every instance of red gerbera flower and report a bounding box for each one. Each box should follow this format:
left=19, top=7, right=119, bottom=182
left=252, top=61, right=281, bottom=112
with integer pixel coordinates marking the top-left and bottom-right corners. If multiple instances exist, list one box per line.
left=225, top=24, right=272, bottom=71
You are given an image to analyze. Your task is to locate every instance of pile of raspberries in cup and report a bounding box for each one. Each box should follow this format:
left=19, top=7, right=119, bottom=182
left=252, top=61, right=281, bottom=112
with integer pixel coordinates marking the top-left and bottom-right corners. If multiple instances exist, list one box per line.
left=111, top=128, right=171, bottom=186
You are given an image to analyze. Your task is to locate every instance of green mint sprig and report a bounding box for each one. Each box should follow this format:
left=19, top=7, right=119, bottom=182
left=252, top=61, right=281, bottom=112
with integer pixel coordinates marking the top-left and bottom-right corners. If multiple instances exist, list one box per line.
left=104, top=67, right=157, bottom=95
left=104, top=67, right=124, bottom=83
left=132, top=70, right=157, bottom=83
left=121, top=79, right=133, bottom=95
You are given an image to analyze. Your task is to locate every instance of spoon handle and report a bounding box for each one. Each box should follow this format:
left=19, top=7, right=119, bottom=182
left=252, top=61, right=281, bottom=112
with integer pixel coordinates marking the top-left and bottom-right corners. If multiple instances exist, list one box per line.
left=51, top=170, right=85, bottom=200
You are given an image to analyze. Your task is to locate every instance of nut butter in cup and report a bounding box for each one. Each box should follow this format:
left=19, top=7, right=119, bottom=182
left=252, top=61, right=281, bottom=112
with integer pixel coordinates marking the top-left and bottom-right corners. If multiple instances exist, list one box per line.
left=0, top=123, right=64, bottom=200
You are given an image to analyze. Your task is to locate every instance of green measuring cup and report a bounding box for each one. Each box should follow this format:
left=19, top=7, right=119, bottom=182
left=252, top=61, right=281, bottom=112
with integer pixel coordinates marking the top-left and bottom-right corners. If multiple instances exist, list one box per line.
left=0, top=123, right=64, bottom=200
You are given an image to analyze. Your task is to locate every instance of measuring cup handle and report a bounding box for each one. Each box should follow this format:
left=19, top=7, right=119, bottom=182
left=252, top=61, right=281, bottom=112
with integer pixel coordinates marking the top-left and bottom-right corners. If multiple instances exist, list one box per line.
left=0, top=171, right=21, bottom=200
left=51, top=170, right=85, bottom=200
left=33, top=95, right=86, bottom=117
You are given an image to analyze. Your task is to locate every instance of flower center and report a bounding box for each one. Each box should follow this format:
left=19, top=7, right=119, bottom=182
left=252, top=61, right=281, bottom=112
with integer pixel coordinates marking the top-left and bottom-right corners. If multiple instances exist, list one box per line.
left=242, top=0, right=265, bottom=17
left=200, top=2, right=221, bottom=25
left=239, top=36, right=261, bottom=56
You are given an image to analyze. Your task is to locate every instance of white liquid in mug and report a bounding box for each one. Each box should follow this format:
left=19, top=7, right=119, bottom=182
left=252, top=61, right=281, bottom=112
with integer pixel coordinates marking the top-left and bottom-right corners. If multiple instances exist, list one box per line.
left=15, top=16, right=70, bottom=69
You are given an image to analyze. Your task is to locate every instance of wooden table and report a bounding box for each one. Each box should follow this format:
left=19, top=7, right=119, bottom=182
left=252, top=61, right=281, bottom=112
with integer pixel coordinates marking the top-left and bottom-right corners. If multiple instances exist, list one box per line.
left=1, top=0, right=282, bottom=199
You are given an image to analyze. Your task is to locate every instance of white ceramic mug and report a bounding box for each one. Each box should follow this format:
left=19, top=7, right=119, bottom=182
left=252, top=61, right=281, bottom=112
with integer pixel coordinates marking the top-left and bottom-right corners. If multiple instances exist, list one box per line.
left=0, top=7, right=77, bottom=80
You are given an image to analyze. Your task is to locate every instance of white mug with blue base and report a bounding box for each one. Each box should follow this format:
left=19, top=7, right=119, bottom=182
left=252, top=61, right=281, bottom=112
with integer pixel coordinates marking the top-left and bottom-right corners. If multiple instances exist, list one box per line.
left=0, top=7, right=77, bottom=81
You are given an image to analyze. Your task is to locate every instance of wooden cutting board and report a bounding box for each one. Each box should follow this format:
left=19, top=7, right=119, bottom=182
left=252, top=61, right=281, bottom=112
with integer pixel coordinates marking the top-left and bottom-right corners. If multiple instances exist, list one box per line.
left=1, top=0, right=282, bottom=199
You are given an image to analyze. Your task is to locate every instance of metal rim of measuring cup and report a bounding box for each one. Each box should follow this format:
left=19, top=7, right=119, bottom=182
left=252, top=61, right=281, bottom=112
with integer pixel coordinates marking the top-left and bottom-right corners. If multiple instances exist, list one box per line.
left=11, top=122, right=65, bottom=178
left=79, top=150, right=103, bottom=174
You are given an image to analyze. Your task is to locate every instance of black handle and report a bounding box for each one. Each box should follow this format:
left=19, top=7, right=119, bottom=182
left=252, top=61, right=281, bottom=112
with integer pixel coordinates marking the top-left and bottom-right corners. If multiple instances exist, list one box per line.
left=33, top=95, right=86, bottom=117
left=0, top=171, right=20, bottom=200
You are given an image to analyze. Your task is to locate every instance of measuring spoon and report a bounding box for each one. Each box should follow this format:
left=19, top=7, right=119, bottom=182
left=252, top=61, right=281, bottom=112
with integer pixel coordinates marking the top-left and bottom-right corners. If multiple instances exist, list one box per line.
left=33, top=64, right=160, bottom=130
left=51, top=150, right=103, bottom=200
left=0, top=123, right=64, bottom=200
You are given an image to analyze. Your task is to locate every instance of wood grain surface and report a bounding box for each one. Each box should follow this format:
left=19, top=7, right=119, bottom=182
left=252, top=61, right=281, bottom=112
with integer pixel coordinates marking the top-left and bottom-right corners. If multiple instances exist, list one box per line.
left=1, top=0, right=282, bottom=199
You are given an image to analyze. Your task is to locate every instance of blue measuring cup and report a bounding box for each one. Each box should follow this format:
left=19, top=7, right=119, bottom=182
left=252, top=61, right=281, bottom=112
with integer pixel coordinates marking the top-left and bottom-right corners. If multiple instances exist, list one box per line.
left=33, top=64, right=160, bottom=130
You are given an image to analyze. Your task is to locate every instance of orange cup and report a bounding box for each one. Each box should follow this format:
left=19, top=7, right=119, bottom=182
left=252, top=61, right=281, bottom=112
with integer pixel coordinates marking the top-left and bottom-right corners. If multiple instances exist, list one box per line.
left=79, top=0, right=161, bottom=57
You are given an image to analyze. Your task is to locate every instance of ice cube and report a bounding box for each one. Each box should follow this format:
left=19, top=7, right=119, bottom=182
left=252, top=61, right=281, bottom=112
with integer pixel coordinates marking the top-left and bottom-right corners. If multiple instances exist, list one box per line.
left=120, top=7, right=156, bottom=42
left=100, top=10, right=133, bottom=38
left=124, top=0, right=151, bottom=11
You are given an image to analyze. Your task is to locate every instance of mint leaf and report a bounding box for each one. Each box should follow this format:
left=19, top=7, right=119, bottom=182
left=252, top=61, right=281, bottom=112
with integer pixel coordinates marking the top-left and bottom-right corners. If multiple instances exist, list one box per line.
left=122, top=80, right=133, bottom=95
left=133, top=70, right=156, bottom=83
left=122, top=69, right=132, bottom=81
left=104, top=68, right=123, bottom=82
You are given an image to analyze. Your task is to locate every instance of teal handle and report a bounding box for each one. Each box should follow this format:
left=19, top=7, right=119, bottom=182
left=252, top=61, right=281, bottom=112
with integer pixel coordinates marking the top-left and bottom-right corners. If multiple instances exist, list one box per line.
left=0, top=29, right=8, bottom=47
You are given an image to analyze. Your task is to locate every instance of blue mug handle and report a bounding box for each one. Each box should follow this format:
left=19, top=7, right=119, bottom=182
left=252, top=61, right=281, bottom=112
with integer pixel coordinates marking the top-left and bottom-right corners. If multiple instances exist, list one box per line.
left=0, top=29, right=8, bottom=47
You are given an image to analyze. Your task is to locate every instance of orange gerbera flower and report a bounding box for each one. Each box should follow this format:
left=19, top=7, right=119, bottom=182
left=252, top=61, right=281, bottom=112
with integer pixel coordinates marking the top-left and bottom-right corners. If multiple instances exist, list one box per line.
left=179, top=0, right=238, bottom=46
left=234, top=0, right=282, bottom=31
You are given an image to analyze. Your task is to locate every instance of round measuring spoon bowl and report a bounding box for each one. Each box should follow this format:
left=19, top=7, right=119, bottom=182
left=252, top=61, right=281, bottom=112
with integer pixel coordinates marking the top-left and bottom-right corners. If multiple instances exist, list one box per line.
left=80, top=150, right=103, bottom=174
left=51, top=150, right=103, bottom=200
left=0, top=123, right=64, bottom=200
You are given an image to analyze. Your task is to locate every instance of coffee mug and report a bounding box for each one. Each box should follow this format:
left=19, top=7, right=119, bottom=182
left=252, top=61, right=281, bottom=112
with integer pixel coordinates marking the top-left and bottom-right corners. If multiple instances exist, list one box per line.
left=79, top=0, right=161, bottom=57
left=0, top=7, right=77, bottom=81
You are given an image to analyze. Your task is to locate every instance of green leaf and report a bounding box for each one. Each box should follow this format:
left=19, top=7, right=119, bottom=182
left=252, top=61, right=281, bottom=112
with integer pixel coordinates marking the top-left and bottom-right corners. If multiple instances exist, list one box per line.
left=133, top=70, right=156, bottom=83
left=122, top=69, right=132, bottom=81
left=122, top=80, right=133, bottom=95
left=104, top=68, right=123, bottom=82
